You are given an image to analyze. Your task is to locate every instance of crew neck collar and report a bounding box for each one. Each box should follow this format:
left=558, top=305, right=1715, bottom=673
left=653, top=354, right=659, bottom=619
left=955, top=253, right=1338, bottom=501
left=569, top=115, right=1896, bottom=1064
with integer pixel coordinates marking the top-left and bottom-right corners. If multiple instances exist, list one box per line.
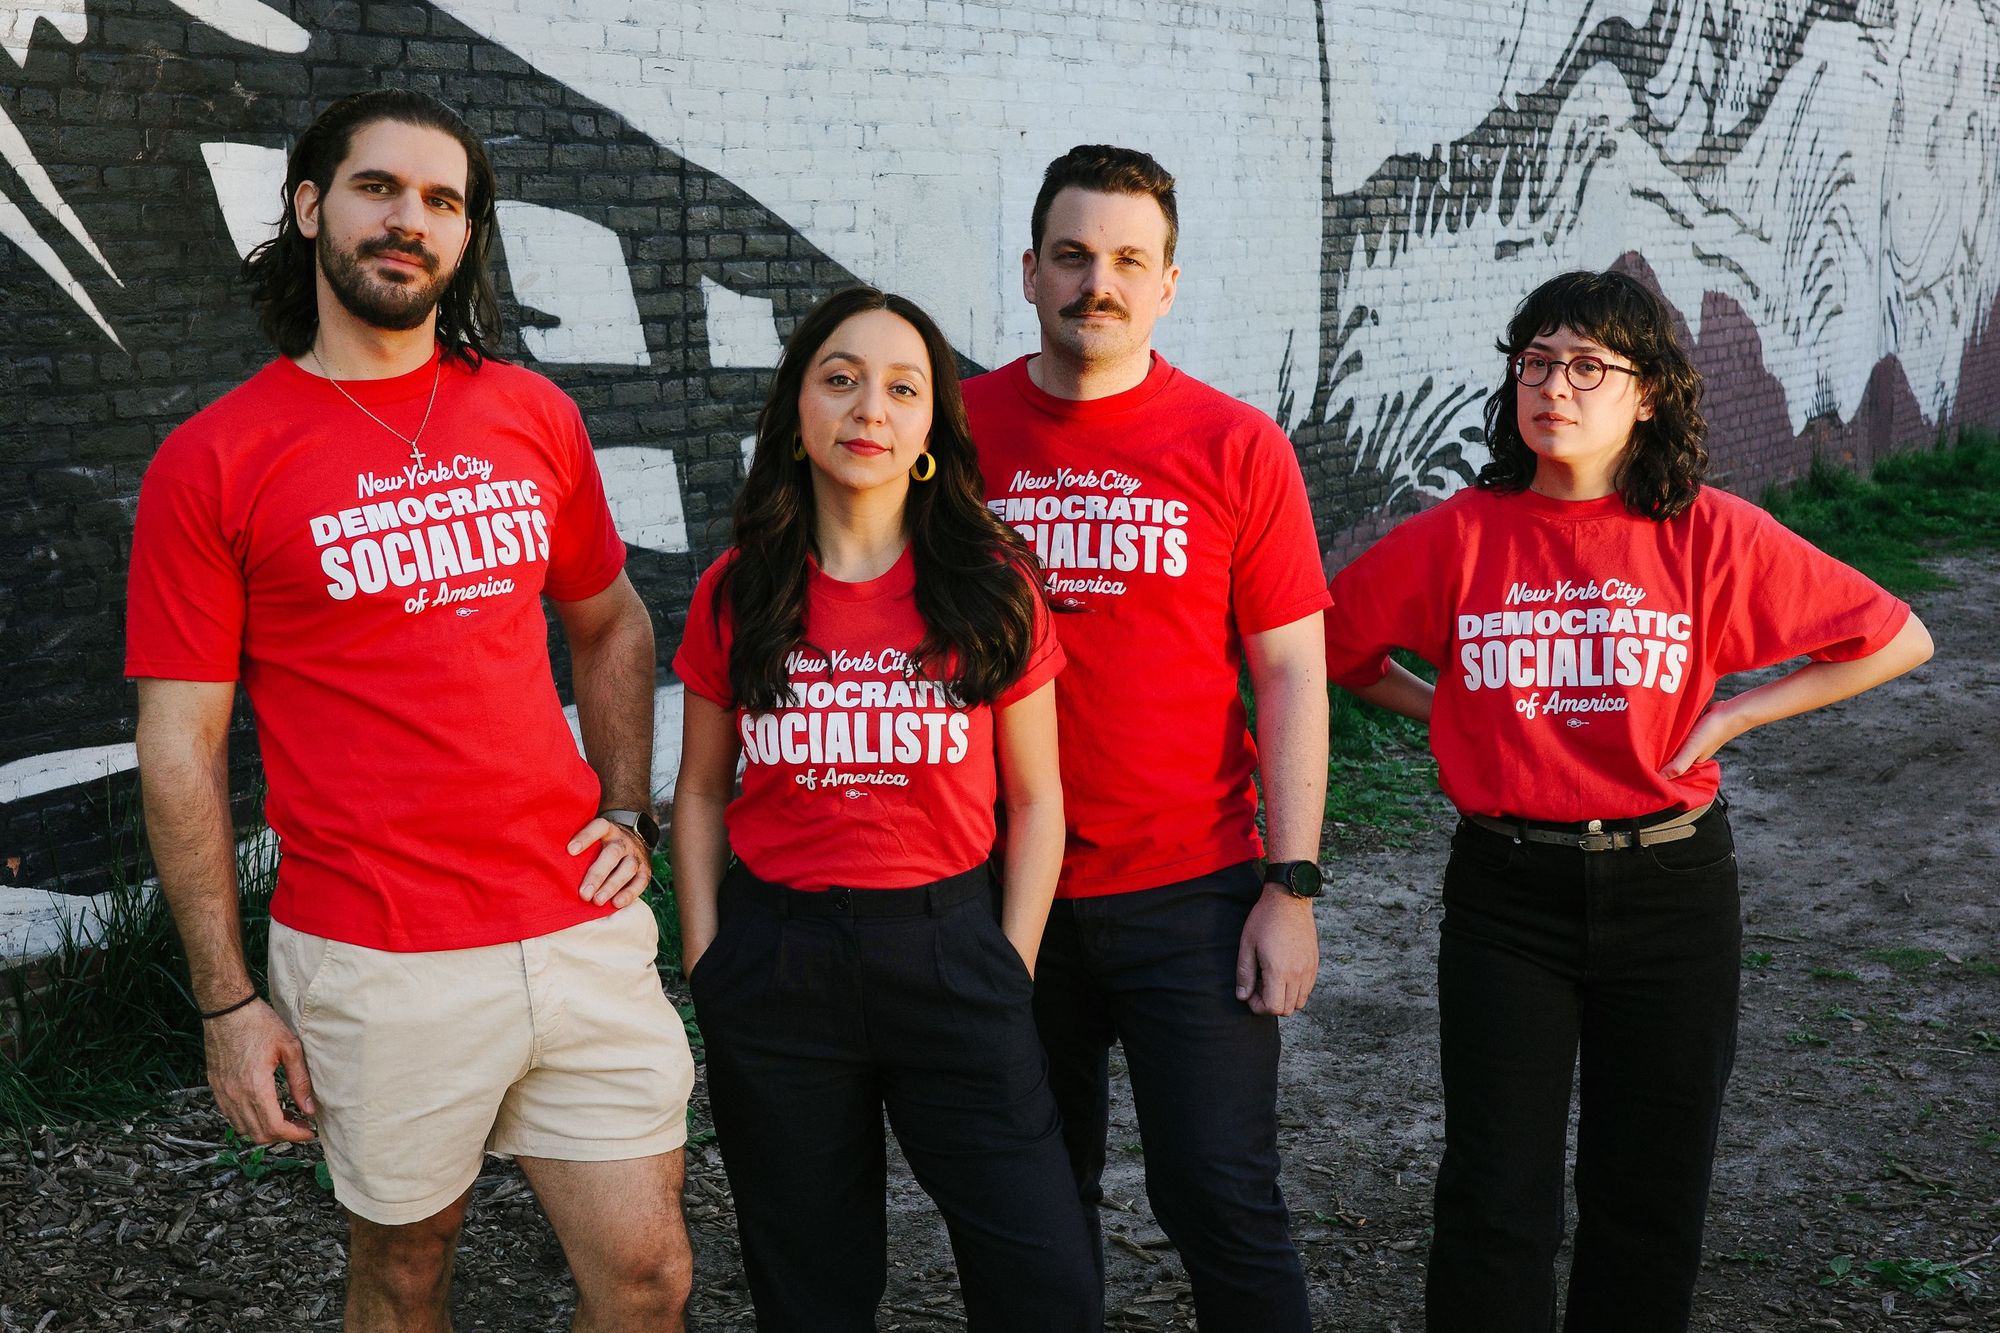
left=1504, top=485, right=1633, bottom=522
left=275, top=343, right=449, bottom=406
left=808, top=542, right=916, bottom=603
left=1005, top=351, right=1175, bottom=420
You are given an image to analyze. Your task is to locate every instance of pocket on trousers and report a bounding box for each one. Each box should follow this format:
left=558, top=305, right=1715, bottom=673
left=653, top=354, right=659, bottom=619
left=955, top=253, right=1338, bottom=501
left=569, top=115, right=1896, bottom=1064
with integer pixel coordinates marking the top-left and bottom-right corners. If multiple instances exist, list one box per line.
left=1641, top=815, right=1737, bottom=876
left=1447, top=820, right=1521, bottom=876
left=686, top=927, right=727, bottom=992
left=981, top=910, right=1036, bottom=992
left=949, top=905, right=1035, bottom=1004
left=688, top=904, right=766, bottom=1007
left=269, top=925, right=339, bottom=1028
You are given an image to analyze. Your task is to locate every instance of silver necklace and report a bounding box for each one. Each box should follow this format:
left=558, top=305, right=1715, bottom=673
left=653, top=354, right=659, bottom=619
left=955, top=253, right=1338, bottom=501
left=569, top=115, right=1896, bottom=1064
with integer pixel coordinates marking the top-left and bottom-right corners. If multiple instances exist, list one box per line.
left=309, top=345, right=442, bottom=467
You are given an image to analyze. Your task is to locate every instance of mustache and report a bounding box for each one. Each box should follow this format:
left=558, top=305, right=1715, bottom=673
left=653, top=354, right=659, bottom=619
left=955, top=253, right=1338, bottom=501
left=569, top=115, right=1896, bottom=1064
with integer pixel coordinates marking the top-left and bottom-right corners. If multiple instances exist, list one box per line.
left=1060, top=294, right=1128, bottom=320
left=358, top=235, right=440, bottom=273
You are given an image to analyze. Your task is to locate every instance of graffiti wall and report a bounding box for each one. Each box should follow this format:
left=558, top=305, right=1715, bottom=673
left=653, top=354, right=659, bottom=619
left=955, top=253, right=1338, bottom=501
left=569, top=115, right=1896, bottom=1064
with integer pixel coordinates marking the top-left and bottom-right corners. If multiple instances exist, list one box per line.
left=3, top=0, right=1996, bottom=889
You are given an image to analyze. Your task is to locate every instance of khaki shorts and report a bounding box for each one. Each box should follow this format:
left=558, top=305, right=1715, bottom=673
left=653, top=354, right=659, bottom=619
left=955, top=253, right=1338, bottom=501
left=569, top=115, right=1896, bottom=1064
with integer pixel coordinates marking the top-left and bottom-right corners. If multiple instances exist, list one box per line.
left=269, top=902, right=695, bottom=1226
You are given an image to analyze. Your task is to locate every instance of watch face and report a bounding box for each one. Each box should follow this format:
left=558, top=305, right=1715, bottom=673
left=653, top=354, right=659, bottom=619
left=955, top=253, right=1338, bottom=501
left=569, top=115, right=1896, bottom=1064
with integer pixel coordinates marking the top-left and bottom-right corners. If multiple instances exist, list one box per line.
left=606, top=809, right=661, bottom=851
left=1269, top=860, right=1322, bottom=898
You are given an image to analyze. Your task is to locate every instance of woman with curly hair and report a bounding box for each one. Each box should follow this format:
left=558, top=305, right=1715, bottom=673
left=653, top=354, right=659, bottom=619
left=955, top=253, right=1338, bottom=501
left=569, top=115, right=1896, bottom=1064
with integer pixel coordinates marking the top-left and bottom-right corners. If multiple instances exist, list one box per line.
left=670, top=286, right=1098, bottom=1331
left=1322, top=268, right=1933, bottom=1333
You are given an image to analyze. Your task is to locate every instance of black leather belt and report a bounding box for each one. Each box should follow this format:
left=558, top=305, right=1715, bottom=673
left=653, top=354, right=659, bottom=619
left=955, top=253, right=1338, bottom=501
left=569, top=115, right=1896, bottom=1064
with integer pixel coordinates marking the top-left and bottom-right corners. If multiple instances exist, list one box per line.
left=725, top=862, right=992, bottom=916
left=1462, top=802, right=1713, bottom=853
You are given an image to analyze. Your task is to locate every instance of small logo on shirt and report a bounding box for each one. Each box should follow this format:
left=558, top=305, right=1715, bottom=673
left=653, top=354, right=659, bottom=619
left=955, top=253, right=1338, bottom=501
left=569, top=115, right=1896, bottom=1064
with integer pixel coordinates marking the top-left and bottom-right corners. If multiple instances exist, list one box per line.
left=455, top=607, right=480, bottom=617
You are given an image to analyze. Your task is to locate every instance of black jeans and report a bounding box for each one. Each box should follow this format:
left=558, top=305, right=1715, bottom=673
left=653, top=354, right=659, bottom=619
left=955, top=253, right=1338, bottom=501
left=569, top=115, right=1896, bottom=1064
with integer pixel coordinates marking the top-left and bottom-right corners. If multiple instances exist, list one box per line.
left=1425, top=804, right=1742, bottom=1333
left=1034, top=861, right=1310, bottom=1333
left=691, top=862, right=1100, bottom=1333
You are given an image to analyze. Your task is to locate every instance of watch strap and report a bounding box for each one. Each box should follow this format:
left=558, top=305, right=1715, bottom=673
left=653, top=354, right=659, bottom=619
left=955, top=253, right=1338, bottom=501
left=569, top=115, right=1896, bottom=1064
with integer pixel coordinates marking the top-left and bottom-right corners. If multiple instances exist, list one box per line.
left=599, top=807, right=660, bottom=852
left=1262, top=859, right=1322, bottom=898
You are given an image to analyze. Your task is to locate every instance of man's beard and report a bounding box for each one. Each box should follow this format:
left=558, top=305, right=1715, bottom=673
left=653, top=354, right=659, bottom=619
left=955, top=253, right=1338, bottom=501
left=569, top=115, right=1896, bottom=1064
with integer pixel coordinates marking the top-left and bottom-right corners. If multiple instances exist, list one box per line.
left=319, top=232, right=454, bottom=332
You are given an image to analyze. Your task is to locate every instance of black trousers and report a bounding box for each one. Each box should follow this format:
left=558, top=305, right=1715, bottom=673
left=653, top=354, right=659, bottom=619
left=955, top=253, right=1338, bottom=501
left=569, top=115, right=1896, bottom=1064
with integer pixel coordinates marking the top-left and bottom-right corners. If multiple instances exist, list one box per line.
left=1034, top=861, right=1310, bottom=1333
left=1425, top=804, right=1742, bottom=1333
left=691, top=862, right=1100, bottom=1333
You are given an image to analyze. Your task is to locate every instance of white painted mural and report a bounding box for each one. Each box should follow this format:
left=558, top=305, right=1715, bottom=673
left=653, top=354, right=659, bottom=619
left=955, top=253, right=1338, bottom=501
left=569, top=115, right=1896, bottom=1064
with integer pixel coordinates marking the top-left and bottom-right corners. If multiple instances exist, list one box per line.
left=1309, top=0, right=2000, bottom=512
left=427, top=0, right=1327, bottom=424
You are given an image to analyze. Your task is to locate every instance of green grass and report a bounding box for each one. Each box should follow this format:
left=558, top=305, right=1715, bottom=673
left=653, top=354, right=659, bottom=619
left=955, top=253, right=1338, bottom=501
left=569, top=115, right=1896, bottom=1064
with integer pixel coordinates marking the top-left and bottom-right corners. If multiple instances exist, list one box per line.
left=1, top=808, right=277, bottom=1136
left=646, top=849, right=686, bottom=981
left=1865, top=946, right=1948, bottom=975
left=1325, top=651, right=1446, bottom=843
left=1761, top=426, right=2000, bottom=593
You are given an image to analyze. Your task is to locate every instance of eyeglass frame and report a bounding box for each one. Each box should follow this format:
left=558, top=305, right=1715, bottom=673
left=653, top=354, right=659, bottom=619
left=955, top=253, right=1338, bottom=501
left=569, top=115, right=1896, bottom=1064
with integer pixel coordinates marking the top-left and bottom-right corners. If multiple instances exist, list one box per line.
left=1509, top=352, right=1643, bottom=393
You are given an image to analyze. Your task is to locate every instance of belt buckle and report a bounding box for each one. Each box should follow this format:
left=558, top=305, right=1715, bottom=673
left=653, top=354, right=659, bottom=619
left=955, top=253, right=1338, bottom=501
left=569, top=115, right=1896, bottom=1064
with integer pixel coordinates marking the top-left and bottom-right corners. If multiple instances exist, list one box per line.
left=1576, top=818, right=1618, bottom=853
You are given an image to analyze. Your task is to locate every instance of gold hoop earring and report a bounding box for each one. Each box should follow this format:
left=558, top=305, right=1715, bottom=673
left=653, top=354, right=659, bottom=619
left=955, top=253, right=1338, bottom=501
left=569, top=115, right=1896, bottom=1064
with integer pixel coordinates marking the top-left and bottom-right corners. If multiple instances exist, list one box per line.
left=792, top=438, right=806, bottom=461
left=910, top=453, right=936, bottom=482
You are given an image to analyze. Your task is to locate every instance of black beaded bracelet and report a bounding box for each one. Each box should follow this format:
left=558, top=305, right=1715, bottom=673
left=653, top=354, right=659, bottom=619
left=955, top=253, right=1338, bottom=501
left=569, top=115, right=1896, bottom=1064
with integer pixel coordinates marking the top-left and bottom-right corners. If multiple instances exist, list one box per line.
left=198, top=992, right=260, bottom=1022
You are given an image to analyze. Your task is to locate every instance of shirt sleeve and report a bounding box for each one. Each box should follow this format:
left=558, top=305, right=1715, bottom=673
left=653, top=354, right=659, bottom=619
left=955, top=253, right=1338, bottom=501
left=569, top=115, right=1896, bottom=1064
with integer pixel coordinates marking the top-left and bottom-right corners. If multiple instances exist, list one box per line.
left=1707, top=504, right=1911, bottom=676
left=671, top=556, right=737, bottom=710
left=124, top=442, right=245, bottom=682
left=543, top=398, right=627, bottom=603
left=1323, top=510, right=1454, bottom=691
left=1229, top=418, right=1333, bottom=635
left=996, top=579, right=1066, bottom=709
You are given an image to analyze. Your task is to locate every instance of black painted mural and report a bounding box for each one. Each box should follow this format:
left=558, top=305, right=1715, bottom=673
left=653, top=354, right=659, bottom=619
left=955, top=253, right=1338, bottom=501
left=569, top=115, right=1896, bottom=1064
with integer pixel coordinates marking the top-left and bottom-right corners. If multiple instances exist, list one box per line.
left=1, top=0, right=861, bottom=888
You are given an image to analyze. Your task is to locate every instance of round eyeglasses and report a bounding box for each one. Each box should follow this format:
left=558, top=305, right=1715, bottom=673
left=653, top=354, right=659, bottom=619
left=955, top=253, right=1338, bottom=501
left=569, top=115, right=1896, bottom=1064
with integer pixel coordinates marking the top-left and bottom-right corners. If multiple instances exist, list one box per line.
left=1510, top=353, right=1641, bottom=392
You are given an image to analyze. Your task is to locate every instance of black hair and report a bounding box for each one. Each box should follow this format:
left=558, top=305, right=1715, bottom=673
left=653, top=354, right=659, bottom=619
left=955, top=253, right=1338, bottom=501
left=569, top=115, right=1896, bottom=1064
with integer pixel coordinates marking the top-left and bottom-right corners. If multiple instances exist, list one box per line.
left=721, top=287, right=1046, bottom=710
left=242, top=89, right=501, bottom=367
left=1031, top=144, right=1179, bottom=264
left=1478, top=269, right=1708, bottom=519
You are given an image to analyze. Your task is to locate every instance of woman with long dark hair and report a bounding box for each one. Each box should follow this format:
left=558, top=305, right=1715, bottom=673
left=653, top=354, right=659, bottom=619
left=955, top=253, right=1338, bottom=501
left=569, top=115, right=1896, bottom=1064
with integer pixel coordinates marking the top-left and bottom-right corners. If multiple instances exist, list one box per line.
left=1323, top=269, right=1933, bottom=1332
left=670, top=286, right=1098, bottom=1331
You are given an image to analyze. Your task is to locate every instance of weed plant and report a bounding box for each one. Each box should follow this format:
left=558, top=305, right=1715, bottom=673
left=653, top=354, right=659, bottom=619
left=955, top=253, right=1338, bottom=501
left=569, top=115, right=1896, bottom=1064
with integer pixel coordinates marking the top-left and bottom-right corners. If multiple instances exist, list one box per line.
left=1822, top=1253, right=1983, bottom=1298
left=1762, top=426, right=2000, bottom=593
left=0, top=802, right=278, bottom=1137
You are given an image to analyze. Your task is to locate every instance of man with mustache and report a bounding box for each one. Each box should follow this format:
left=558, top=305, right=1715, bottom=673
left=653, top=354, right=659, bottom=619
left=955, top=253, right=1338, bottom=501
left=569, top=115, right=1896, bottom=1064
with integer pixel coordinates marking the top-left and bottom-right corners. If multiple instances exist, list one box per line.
left=963, top=145, right=1330, bottom=1331
left=125, top=90, right=694, bottom=1332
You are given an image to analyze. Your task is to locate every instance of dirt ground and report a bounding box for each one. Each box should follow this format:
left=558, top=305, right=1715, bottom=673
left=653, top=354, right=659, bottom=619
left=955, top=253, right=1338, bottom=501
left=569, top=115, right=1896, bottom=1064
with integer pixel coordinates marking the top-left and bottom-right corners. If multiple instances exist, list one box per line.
left=2, top=557, right=1995, bottom=1332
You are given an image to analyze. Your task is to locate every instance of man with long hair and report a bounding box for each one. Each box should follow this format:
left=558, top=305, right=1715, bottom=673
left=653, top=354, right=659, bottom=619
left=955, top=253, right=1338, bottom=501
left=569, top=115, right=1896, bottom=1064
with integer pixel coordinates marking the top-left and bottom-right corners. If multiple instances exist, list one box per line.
left=964, top=144, right=1331, bottom=1330
left=126, top=89, right=694, bottom=1332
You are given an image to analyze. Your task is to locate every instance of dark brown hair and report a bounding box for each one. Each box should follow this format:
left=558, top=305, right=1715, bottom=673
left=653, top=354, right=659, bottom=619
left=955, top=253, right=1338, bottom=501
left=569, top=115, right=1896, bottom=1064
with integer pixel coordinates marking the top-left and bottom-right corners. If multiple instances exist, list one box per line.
left=1030, top=144, right=1179, bottom=264
left=721, top=287, right=1046, bottom=710
left=1478, top=268, right=1708, bottom=519
left=243, top=89, right=502, bottom=367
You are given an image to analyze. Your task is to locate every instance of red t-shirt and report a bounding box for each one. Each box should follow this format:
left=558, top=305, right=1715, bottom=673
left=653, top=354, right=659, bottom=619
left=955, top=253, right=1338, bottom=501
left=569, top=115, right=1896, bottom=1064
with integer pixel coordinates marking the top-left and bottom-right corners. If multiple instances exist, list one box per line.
left=1324, top=485, right=1911, bottom=821
left=965, top=354, right=1331, bottom=897
left=125, top=351, right=628, bottom=951
left=672, top=546, right=1064, bottom=889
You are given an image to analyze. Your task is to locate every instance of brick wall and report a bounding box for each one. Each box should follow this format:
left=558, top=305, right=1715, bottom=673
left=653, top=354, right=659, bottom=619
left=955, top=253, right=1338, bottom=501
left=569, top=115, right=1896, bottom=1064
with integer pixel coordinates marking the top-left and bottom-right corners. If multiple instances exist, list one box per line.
left=4, top=0, right=1997, bottom=889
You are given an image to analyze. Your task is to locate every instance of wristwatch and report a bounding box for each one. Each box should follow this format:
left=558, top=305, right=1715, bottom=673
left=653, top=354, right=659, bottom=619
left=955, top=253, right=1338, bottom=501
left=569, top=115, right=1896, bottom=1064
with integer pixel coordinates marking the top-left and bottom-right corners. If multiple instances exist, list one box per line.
left=599, top=807, right=661, bottom=853
left=1262, top=859, right=1323, bottom=899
